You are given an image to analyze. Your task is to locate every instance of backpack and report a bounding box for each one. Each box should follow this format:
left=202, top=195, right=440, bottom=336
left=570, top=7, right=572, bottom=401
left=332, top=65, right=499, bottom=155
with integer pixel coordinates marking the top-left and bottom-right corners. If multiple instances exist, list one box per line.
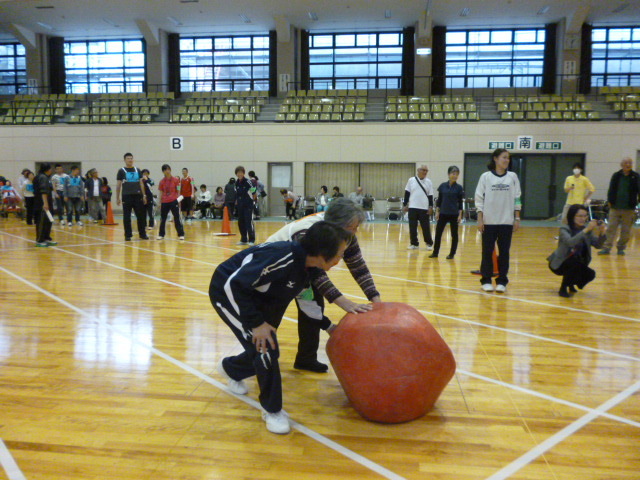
left=362, top=195, right=373, bottom=209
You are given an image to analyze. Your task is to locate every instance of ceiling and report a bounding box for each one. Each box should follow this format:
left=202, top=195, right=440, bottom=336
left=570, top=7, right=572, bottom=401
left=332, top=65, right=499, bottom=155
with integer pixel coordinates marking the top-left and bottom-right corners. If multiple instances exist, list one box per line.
left=0, top=0, right=639, bottom=42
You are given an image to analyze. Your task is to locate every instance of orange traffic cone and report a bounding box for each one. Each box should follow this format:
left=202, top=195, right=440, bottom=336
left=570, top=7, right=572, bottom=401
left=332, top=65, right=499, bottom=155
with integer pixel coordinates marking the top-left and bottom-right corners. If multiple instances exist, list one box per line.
left=492, top=248, right=499, bottom=276
left=101, top=201, right=118, bottom=225
left=214, top=206, right=235, bottom=236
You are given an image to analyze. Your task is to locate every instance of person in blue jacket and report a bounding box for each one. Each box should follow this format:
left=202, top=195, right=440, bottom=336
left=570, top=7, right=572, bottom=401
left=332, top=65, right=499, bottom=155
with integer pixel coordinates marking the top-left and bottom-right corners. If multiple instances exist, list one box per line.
left=210, top=221, right=351, bottom=435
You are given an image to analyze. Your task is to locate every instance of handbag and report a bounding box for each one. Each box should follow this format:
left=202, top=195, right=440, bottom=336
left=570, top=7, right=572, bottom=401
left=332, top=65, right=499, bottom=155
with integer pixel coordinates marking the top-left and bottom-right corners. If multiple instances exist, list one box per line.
left=260, top=190, right=267, bottom=198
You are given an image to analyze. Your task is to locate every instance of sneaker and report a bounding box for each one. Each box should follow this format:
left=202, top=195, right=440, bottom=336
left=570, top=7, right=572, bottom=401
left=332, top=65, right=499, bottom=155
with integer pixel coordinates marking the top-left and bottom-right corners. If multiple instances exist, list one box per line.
left=93, top=219, right=98, bottom=224
left=426, top=245, right=434, bottom=251
left=46, top=241, right=58, bottom=246
left=59, top=220, right=66, bottom=226
left=35, top=242, right=49, bottom=248
left=68, top=222, right=73, bottom=226
left=156, top=236, right=164, bottom=240
left=294, top=360, right=328, bottom=373
left=446, top=254, right=455, bottom=260
left=495, top=284, right=507, bottom=293
left=262, top=410, right=291, bottom=435
left=140, top=235, right=150, bottom=240
left=598, top=248, right=611, bottom=255
left=247, top=242, right=255, bottom=246
left=146, top=226, right=154, bottom=230
left=237, top=241, right=247, bottom=246
left=407, top=245, right=419, bottom=250
left=186, top=219, right=192, bottom=225
left=125, top=237, right=132, bottom=241
left=482, top=283, right=494, bottom=292
left=428, top=253, right=438, bottom=258
left=617, top=250, right=626, bottom=256
left=217, top=360, right=248, bottom=395
left=179, top=236, right=185, bottom=240
left=77, top=221, right=83, bottom=226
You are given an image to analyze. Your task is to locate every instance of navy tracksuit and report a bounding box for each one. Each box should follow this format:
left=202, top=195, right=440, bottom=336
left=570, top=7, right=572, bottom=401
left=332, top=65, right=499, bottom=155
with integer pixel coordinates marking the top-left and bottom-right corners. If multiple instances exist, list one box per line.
left=209, top=241, right=330, bottom=413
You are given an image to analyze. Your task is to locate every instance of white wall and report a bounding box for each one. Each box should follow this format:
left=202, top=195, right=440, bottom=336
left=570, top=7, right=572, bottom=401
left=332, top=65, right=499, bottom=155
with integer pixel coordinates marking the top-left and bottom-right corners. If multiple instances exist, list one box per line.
left=1, top=121, right=639, bottom=202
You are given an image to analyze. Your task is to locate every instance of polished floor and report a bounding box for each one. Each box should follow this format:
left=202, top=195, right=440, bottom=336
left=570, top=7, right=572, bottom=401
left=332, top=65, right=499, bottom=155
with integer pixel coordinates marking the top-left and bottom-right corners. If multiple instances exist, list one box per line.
left=0, top=215, right=638, bottom=480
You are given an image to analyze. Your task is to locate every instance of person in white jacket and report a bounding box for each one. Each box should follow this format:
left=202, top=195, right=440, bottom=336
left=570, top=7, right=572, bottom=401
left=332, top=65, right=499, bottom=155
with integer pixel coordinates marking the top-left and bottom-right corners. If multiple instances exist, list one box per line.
left=475, top=149, right=522, bottom=293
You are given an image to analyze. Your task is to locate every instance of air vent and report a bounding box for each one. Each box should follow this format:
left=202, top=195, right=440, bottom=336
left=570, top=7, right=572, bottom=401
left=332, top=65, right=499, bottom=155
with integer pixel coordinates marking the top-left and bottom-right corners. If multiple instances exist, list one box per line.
left=35, top=5, right=54, bottom=8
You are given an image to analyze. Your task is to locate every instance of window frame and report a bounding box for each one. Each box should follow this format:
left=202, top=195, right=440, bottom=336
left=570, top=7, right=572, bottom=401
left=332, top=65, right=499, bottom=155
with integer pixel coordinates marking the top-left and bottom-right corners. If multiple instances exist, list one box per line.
left=0, top=43, right=27, bottom=95
left=179, top=34, right=270, bottom=92
left=591, top=26, right=640, bottom=87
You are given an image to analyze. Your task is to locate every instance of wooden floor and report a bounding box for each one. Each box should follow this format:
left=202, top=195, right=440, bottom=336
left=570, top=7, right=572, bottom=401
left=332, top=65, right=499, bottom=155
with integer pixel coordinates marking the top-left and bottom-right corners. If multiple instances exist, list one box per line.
left=0, top=216, right=638, bottom=480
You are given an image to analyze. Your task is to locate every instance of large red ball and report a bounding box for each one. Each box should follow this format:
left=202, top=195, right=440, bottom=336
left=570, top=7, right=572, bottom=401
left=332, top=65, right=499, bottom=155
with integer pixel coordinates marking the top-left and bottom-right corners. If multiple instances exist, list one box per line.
left=326, top=302, right=456, bottom=423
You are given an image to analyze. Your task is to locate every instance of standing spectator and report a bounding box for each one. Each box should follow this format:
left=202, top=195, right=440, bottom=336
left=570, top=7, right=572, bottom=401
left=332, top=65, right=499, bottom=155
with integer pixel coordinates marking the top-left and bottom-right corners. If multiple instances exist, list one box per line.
left=195, top=184, right=212, bottom=218
left=64, top=165, right=85, bottom=226
left=548, top=204, right=606, bottom=297
left=22, top=171, right=35, bottom=225
left=316, top=186, right=329, bottom=212
left=224, top=177, right=237, bottom=219
left=348, top=186, right=364, bottom=206
left=51, top=164, right=68, bottom=225
left=280, top=188, right=299, bottom=220
left=180, top=167, right=196, bottom=224
left=116, top=152, right=148, bottom=241
left=475, top=148, right=522, bottom=293
left=430, top=166, right=464, bottom=260
left=211, top=221, right=350, bottom=434
left=266, top=198, right=381, bottom=373
left=85, top=169, right=106, bottom=224
left=211, top=186, right=225, bottom=219
left=33, top=163, right=56, bottom=247
left=100, top=177, right=112, bottom=208
left=248, top=170, right=266, bottom=219
left=599, top=157, right=640, bottom=256
left=235, top=166, right=256, bottom=245
left=403, top=164, right=434, bottom=250
left=141, top=169, right=155, bottom=229
left=332, top=186, right=344, bottom=199
left=156, top=164, right=184, bottom=241
left=562, top=163, right=595, bottom=223
left=16, top=169, right=30, bottom=198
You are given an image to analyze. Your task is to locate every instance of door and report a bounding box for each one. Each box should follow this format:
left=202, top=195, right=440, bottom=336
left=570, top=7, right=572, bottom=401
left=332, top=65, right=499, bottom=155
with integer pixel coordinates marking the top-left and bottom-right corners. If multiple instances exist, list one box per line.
left=268, top=163, right=292, bottom=217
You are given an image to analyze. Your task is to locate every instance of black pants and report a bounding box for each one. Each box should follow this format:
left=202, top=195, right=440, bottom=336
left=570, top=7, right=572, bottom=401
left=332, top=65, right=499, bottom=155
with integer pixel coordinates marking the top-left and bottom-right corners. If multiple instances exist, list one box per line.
left=551, top=256, right=596, bottom=290
left=122, top=195, right=147, bottom=239
left=481, top=224, right=513, bottom=285
left=210, top=291, right=287, bottom=413
left=408, top=208, right=432, bottom=247
left=34, top=208, right=53, bottom=243
left=432, top=214, right=459, bottom=256
left=198, top=201, right=211, bottom=218
left=144, top=200, right=154, bottom=227
left=285, top=202, right=296, bottom=220
left=294, top=284, right=325, bottom=364
left=158, top=201, right=184, bottom=238
left=237, top=204, right=255, bottom=243
left=24, top=196, right=34, bottom=224
left=66, top=197, right=83, bottom=223
left=225, top=201, right=236, bottom=218
left=54, top=192, right=66, bottom=221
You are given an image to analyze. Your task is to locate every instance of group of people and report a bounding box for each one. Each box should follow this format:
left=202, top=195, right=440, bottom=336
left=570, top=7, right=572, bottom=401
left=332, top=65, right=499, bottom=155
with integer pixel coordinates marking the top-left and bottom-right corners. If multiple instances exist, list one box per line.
left=280, top=185, right=374, bottom=221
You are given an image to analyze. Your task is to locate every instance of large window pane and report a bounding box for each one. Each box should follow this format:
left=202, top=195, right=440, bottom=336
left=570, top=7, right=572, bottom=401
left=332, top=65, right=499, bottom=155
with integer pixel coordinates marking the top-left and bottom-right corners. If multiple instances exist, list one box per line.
left=591, top=26, right=640, bottom=87
left=0, top=43, right=26, bottom=94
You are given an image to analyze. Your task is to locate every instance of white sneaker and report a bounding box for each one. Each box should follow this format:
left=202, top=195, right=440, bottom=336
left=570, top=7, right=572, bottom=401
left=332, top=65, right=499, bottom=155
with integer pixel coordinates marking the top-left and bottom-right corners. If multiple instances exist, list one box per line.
left=77, top=221, right=83, bottom=226
left=262, top=410, right=291, bottom=434
left=407, top=245, right=419, bottom=250
left=247, top=242, right=255, bottom=246
left=236, top=241, right=247, bottom=246
left=146, top=226, right=154, bottom=230
left=179, top=236, right=185, bottom=240
left=59, top=220, right=66, bottom=226
left=426, top=245, right=434, bottom=251
left=156, top=236, right=164, bottom=240
left=217, top=360, right=248, bottom=395
left=495, top=284, right=507, bottom=293
left=68, top=222, right=73, bottom=226
left=482, top=283, right=494, bottom=292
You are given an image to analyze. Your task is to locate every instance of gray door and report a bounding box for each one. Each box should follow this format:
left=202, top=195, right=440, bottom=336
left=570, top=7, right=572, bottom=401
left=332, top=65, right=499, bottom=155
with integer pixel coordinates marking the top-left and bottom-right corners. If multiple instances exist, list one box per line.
left=268, top=163, right=292, bottom=217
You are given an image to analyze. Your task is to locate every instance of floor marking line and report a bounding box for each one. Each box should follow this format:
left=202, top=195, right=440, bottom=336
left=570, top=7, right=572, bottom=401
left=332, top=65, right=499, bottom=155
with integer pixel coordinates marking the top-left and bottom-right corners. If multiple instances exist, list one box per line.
left=0, top=265, right=406, bottom=480
left=0, top=438, right=27, bottom=480
left=484, top=379, right=640, bottom=480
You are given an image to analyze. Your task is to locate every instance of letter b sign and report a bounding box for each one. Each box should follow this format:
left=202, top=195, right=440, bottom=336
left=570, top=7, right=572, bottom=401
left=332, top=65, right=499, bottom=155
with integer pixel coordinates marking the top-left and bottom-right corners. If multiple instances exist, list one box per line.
left=170, top=137, right=184, bottom=151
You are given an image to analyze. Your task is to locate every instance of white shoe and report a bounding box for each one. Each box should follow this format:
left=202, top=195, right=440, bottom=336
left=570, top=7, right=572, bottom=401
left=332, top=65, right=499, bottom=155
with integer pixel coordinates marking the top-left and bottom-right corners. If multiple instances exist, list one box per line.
left=407, top=245, right=419, bottom=250
left=59, top=220, right=66, bottom=226
left=426, top=245, right=434, bottom=251
left=247, top=241, right=255, bottom=246
left=179, top=236, right=185, bottom=240
left=68, top=222, right=73, bottom=226
left=262, top=410, right=290, bottom=434
left=236, top=241, right=247, bottom=245
left=217, top=360, right=248, bottom=395
left=482, top=283, right=494, bottom=292
left=77, top=221, right=83, bottom=226
left=146, top=226, right=154, bottom=230
left=156, top=236, right=164, bottom=240
left=495, top=284, right=507, bottom=293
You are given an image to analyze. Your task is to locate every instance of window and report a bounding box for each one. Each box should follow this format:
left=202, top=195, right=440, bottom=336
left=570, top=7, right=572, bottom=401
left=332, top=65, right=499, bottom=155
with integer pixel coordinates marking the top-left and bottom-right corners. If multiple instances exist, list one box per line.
left=308, top=32, right=403, bottom=90
left=64, top=40, right=145, bottom=93
left=179, top=35, right=270, bottom=92
left=446, top=28, right=546, bottom=88
left=0, top=43, right=27, bottom=95
left=591, top=27, right=640, bottom=87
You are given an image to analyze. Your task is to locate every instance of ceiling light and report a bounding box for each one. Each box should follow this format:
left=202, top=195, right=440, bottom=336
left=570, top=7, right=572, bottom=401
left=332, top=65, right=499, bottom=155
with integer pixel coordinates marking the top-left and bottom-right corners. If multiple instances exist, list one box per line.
left=308, top=12, right=318, bottom=21
left=179, top=0, right=199, bottom=3
left=416, top=48, right=432, bottom=55
left=385, top=9, right=392, bottom=19
left=36, top=21, right=53, bottom=30
left=537, top=6, right=550, bottom=15
left=612, top=3, right=630, bottom=13
left=102, top=18, right=120, bottom=27
left=35, top=5, right=54, bottom=9
left=167, top=16, right=183, bottom=26
left=239, top=14, right=251, bottom=24
left=459, top=8, right=470, bottom=17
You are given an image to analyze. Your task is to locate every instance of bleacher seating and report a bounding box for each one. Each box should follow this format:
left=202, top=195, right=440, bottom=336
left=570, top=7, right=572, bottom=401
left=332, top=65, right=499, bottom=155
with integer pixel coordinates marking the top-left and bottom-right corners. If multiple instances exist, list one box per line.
left=276, top=89, right=367, bottom=122
left=601, top=88, right=640, bottom=120
left=170, top=90, right=267, bottom=123
left=385, top=95, right=478, bottom=122
left=0, top=94, right=82, bottom=124
left=68, top=92, right=174, bottom=124
left=495, top=95, right=599, bottom=121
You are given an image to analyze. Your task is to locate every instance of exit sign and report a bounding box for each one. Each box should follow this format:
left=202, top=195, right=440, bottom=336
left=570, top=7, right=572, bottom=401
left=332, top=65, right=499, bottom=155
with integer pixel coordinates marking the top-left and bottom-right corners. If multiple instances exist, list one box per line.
left=536, top=142, right=563, bottom=150
left=489, top=141, right=515, bottom=149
